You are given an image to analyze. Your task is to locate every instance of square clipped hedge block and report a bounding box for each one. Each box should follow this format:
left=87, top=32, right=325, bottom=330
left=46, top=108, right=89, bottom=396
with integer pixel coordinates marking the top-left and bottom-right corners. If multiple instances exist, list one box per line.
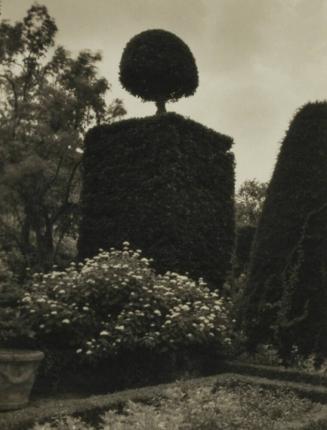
left=78, top=113, right=235, bottom=289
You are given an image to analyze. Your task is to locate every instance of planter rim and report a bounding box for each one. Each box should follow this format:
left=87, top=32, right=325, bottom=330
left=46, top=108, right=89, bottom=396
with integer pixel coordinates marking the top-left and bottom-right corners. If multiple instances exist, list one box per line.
left=0, top=349, right=44, bottom=362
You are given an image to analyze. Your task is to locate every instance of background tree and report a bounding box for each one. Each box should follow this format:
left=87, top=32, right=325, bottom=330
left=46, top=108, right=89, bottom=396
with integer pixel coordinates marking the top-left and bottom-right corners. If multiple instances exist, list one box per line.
left=0, top=4, right=126, bottom=275
left=235, top=179, right=267, bottom=227
left=233, top=179, right=268, bottom=275
left=242, top=102, right=327, bottom=356
left=119, top=29, right=198, bottom=115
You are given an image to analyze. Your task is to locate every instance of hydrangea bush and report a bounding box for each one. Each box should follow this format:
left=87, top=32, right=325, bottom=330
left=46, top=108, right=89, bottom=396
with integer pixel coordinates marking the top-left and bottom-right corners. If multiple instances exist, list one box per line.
left=20, top=243, right=233, bottom=363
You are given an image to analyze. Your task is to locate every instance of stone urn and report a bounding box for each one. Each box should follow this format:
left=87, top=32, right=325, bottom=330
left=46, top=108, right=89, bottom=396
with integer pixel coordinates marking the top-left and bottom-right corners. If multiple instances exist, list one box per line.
left=0, top=349, right=44, bottom=411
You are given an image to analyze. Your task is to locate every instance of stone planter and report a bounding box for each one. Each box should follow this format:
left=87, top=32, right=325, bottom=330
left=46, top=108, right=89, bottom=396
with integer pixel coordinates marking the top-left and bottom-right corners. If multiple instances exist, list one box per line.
left=0, top=349, right=44, bottom=411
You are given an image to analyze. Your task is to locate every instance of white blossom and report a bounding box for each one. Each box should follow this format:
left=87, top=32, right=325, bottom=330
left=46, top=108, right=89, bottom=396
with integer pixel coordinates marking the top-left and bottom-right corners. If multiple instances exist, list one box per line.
left=100, top=330, right=110, bottom=336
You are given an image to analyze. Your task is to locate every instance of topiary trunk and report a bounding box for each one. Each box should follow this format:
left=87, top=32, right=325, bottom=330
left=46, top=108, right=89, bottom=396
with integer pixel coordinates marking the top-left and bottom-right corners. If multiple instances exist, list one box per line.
left=155, top=99, right=167, bottom=115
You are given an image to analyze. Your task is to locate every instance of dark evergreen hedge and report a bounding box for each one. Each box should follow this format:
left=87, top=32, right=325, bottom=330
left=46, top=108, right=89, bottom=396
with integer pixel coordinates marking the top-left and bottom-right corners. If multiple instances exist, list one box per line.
left=234, top=225, right=256, bottom=276
left=119, top=29, right=198, bottom=104
left=78, top=113, right=235, bottom=289
left=243, top=102, right=327, bottom=355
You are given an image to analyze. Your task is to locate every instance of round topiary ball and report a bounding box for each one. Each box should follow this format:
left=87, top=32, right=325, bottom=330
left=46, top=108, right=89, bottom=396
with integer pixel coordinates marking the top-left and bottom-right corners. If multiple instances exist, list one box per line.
left=119, top=29, right=199, bottom=114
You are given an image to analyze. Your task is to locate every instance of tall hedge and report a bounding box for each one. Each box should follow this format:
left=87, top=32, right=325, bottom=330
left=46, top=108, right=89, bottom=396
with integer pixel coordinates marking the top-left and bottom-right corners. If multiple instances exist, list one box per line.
left=234, top=225, right=256, bottom=276
left=243, top=102, right=327, bottom=355
left=78, top=113, right=235, bottom=289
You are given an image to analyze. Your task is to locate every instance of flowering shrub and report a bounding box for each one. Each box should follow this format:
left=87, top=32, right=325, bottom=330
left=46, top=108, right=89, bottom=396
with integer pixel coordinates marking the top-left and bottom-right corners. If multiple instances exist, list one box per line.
left=20, top=243, right=232, bottom=362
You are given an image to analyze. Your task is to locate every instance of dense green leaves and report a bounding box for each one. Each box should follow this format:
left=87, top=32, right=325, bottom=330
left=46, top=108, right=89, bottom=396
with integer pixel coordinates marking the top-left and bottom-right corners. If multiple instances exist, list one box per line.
left=236, top=180, right=267, bottom=228
left=119, top=30, right=198, bottom=114
left=0, top=4, right=125, bottom=275
left=243, top=102, right=327, bottom=356
left=234, top=180, right=267, bottom=275
left=78, top=113, right=234, bottom=289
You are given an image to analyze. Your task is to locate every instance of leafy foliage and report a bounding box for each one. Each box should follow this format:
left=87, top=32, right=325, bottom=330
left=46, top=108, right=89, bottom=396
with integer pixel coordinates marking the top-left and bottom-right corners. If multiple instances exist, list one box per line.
left=234, top=225, right=256, bottom=276
left=0, top=252, right=34, bottom=347
left=235, top=179, right=268, bottom=228
left=233, top=180, right=267, bottom=275
left=243, top=102, right=327, bottom=356
left=119, top=29, right=198, bottom=114
left=19, top=243, right=233, bottom=363
left=0, top=4, right=125, bottom=275
left=240, top=343, right=283, bottom=366
left=78, top=113, right=235, bottom=289
left=31, top=379, right=317, bottom=430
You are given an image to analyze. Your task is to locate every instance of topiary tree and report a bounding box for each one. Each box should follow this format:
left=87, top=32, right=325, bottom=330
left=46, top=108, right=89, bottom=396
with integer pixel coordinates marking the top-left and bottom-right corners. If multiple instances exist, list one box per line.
left=119, top=29, right=198, bottom=115
left=242, top=102, right=327, bottom=356
left=78, top=113, right=235, bottom=289
left=78, top=30, right=235, bottom=290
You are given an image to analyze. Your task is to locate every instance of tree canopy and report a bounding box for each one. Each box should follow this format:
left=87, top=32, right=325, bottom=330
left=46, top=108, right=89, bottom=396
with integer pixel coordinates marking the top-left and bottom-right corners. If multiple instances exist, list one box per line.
left=0, top=4, right=126, bottom=275
left=233, top=179, right=268, bottom=275
left=235, top=179, right=268, bottom=227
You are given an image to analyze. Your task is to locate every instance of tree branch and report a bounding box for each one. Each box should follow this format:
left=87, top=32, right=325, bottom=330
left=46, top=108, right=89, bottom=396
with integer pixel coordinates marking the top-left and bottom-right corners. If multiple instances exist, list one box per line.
left=0, top=74, right=19, bottom=122
left=51, top=159, right=81, bottom=224
left=41, top=153, right=65, bottom=197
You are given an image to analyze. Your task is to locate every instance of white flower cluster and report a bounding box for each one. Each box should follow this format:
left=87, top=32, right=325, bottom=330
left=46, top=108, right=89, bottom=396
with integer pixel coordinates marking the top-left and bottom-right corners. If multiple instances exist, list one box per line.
left=20, top=242, right=233, bottom=362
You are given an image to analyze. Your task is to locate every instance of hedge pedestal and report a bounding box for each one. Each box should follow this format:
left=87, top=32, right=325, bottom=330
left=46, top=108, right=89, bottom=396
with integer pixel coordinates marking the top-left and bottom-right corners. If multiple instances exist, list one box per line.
left=78, top=113, right=235, bottom=289
left=0, top=349, right=44, bottom=411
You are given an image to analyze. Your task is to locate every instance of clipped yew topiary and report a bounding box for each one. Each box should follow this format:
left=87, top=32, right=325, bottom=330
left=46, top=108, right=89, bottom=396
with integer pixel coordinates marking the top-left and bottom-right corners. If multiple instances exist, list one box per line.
left=78, top=113, right=235, bottom=289
left=243, top=102, right=327, bottom=356
left=78, top=30, right=234, bottom=289
left=119, top=29, right=198, bottom=114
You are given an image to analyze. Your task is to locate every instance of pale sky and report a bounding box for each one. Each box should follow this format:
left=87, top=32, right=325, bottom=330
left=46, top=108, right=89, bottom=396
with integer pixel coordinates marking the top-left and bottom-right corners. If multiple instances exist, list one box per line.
left=4, top=0, right=327, bottom=187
